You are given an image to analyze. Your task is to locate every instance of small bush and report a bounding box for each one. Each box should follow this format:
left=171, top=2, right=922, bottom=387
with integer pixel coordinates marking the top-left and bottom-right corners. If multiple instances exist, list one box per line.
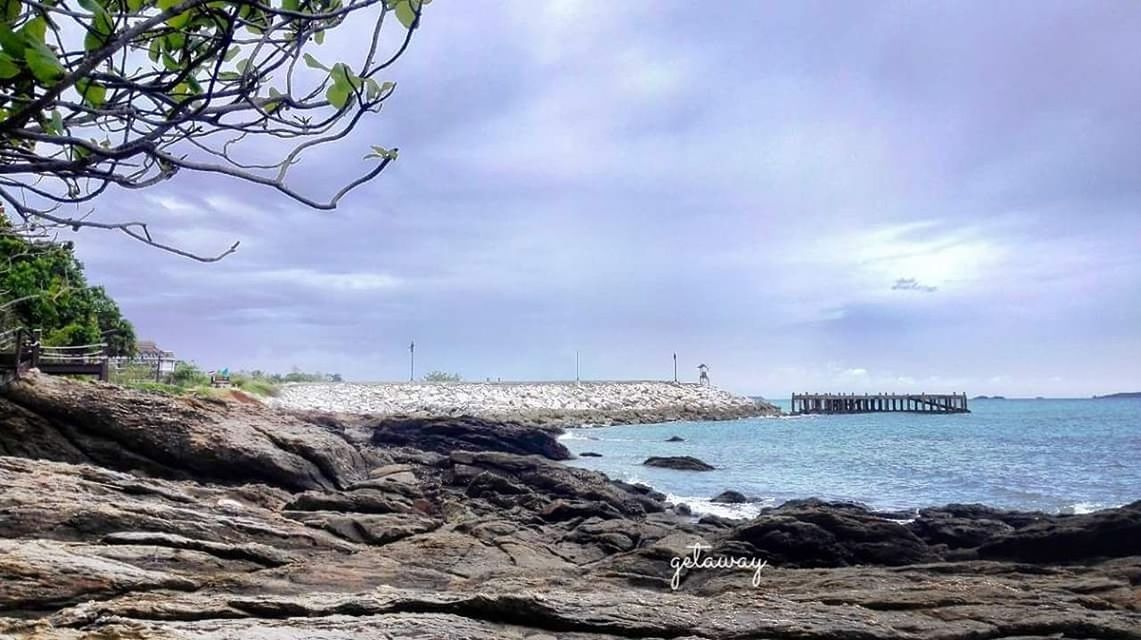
left=423, top=370, right=462, bottom=382
left=170, top=362, right=210, bottom=387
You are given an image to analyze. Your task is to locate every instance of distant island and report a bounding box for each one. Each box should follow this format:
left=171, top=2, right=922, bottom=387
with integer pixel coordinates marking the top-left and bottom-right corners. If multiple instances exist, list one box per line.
left=1092, top=392, right=1141, bottom=399
left=972, top=395, right=1007, bottom=400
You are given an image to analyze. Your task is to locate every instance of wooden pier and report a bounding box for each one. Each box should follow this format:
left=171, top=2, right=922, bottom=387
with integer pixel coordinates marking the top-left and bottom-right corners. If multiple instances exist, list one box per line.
left=791, top=393, right=969, bottom=415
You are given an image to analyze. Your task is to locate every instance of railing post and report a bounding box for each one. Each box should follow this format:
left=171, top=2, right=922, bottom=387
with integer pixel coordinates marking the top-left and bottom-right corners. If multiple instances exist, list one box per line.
left=30, top=329, right=41, bottom=370
left=13, top=328, right=23, bottom=377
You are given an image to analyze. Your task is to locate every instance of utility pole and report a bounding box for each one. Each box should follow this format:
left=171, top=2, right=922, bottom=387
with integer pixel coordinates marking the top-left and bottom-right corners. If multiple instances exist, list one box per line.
left=409, top=340, right=415, bottom=382
left=673, top=353, right=677, bottom=383
left=575, top=350, right=580, bottom=382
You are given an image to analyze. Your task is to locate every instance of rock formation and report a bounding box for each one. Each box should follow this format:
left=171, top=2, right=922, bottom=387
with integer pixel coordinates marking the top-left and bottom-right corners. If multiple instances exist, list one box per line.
left=1, top=374, right=1138, bottom=639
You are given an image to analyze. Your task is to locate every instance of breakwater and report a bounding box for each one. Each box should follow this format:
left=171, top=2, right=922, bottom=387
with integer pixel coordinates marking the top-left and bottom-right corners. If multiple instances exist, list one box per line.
left=272, top=381, right=779, bottom=427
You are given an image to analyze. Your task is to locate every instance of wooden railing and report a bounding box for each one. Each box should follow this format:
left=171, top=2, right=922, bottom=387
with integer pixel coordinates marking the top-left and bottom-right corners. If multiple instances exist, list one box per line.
left=0, top=328, right=110, bottom=381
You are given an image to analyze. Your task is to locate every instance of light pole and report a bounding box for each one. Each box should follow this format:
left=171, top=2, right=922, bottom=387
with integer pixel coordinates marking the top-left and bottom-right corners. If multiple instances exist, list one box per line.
left=673, top=353, right=677, bottom=383
left=575, top=350, right=580, bottom=383
left=409, top=340, right=415, bottom=382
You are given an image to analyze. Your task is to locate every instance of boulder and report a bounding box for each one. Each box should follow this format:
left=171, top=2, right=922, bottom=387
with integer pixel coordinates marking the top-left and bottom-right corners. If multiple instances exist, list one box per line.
left=711, top=490, right=749, bottom=504
left=370, top=416, right=571, bottom=460
left=579, top=452, right=603, bottom=457
left=643, top=456, right=715, bottom=471
left=665, top=435, right=686, bottom=442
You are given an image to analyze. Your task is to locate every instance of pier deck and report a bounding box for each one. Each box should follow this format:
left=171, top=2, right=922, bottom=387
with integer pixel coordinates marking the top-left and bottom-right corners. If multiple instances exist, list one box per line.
left=791, top=393, right=969, bottom=415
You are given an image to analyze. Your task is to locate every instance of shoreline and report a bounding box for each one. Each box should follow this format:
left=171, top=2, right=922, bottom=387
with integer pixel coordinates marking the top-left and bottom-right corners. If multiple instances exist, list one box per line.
left=1, top=374, right=1138, bottom=638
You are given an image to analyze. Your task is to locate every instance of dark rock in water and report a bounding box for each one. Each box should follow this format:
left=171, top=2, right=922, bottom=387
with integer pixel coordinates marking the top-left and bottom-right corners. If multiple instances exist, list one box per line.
left=977, top=500, right=1141, bottom=562
left=579, top=452, right=603, bottom=457
left=643, top=456, right=715, bottom=471
left=665, top=435, right=685, bottom=442
left=675, top=503, right=692, bottom=516
left=711, top=490, right=750, bottom=504
left=370, top=416, right=571, bottom=460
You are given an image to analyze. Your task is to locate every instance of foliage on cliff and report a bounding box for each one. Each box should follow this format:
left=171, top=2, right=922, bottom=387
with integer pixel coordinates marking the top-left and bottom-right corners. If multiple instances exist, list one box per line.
left=0, top=216, right=135, bottom=355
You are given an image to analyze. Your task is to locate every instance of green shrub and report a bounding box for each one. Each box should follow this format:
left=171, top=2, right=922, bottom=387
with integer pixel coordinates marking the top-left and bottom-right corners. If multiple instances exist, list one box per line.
left=170, top=362, right=210, bottom=388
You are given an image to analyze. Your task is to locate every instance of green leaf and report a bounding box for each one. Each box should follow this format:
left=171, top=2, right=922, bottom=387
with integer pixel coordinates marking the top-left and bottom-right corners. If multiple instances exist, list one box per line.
left=3, top=0, right=20, bottom=23
left=217, top=70, right=241, bottom=81
left=303, top=52, right=326, bottom=70
left=314, top=29, right=324, bottom=45
left=394, top=0, right=417, bottom=28
left=147, top=36, right=162, bottom=62
left=266, top=86, right=283, bottom=113
left=326, top=82, right=349, bottom=109
left=19, top=16, right=47, bottom=43
left=365, top=77, right=380, bottom=100
left=224, top=46, right=240, bottom=61
left=157, top=0, right=178, bottom=8
left=282, top=0, right=299, bottom=11
left=75, top=77, right=106, bottom=107
left=48, top=109, right=63, bottom=135
left=161, top=51, right=179, bottom=71
left=126, top=0, right=144, bottom=11
left=235, top=57, right=249, bottom=74
left=24, top=38, right=64, bottom=84
left=0, top=50, right=19, bottom=79
left=166, top=10, right=191, bottom=29
left=0, top=22, right=26, bottom=58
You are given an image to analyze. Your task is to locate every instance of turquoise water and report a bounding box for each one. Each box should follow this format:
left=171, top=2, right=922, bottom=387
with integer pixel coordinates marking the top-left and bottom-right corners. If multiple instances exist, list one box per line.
left=561, top=398, right=1141, bottom=517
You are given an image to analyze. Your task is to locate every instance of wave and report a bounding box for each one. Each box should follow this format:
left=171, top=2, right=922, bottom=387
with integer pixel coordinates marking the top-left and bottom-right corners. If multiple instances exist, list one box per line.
left=664, top=493, right=773, bottom=520
left=1058, top=501, right=1118, bottom=515
left=556, top=432, right=598, bottom=441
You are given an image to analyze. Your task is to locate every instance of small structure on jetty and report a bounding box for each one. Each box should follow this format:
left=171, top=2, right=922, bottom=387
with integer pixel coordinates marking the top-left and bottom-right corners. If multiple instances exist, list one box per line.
left=791, top=392, right=969, bottom=414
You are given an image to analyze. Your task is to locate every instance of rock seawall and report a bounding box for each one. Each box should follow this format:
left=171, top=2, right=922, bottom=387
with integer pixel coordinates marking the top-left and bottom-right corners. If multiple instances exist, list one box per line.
left=272, top=381, right=779, bottom=427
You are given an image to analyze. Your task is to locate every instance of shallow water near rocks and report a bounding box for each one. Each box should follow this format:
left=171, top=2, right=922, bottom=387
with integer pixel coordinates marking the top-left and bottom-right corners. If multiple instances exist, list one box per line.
left=562, top=398, right=1141, bottom=518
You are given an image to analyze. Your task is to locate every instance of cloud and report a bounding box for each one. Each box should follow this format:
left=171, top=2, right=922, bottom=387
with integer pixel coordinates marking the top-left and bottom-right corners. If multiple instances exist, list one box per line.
left=57, top=1, right=1141, bottom=397
left=891, top=278, right=938, bottom=293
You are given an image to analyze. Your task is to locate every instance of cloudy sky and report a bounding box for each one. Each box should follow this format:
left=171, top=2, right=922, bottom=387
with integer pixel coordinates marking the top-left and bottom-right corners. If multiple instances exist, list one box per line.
left=72, top=1, right=1139, bottom=397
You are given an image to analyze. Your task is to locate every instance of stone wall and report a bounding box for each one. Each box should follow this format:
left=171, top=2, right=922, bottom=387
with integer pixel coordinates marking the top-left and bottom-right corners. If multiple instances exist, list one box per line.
left=272, top=381, right=780, bottom=427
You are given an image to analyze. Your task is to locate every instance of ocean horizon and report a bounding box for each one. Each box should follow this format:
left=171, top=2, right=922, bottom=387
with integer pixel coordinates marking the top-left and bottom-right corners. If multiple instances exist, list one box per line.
left=562, top=397, right=1140, bottom=519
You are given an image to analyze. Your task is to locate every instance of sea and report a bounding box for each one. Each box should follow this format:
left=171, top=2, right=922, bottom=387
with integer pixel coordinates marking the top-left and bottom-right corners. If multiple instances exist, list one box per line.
left=560, top=397, right=1141, bottom=519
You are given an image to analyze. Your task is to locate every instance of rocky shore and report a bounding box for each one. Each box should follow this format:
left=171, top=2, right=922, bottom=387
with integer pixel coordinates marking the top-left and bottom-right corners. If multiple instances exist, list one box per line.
left=1, top=374, right=1138, bottom=639
left=272, top=380, right=780, bottom=427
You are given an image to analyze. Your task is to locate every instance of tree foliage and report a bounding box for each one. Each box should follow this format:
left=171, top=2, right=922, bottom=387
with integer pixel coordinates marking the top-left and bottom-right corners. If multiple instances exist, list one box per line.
left=422, top=369, right=459, bottom=382
left=0, top=0, right=427, bottom=260
left=0, top=214, right=136, bottom=354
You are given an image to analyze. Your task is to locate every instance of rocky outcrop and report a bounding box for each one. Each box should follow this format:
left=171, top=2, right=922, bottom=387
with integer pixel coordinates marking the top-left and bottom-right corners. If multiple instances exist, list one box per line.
left=369, top=415, right=571, bottom=460
left=1, top=374, right=1139, bottom=639
left=0, top=374, right=368, bottom=491
left=273, top=380, right=780, bottom=427
left=643, top=455, right=716, bottom=471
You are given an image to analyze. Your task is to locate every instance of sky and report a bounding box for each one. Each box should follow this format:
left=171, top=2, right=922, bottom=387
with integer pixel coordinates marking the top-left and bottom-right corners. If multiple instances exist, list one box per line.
left=68, top=1, right=1140, bottom=398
